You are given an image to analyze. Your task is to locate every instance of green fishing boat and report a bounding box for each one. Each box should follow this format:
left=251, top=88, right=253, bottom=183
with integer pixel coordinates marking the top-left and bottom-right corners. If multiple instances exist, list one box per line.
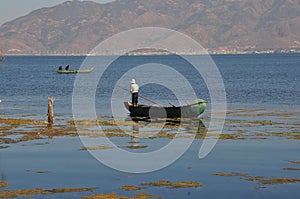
left=124, top=99, right=207, bottom=118
left=0, top=48, right=5, bottom=63
left=56, top=67, right=94, bottom=74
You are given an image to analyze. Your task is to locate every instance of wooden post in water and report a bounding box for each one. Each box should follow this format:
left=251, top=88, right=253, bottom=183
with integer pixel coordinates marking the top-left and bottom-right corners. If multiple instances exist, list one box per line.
left=47, top=97, right=55, bottom=127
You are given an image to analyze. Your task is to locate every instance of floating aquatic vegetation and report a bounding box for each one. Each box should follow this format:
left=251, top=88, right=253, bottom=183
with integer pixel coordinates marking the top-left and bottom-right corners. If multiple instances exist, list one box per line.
left=140, top=180, right=202, bottom=188
left=226, top=119, right=281, bottom=126
left=80, top=145, right=114, bottom=150
left=283, top=168, right=300, bottom=171
left=0, top=118, right=46, bottom=126
left=213, top=172, right=248, bottom=177
left=230, top=112, right=294, bottom=117
left=105, top=132, right=130, bottom=138
left=288, top=160, right=300, bottom=165
left=243, top=176, right=264, bottom=182
left=0, top=125, right=14, bottom=131
left=0, top=181, right=9, bottom=188
left=250, top=120, right=279, bottom=126
left=119, top=180, right=202, bottom=193
left=0, top=187, right=95, bottom=198
left=0, top=138, right=15, bottom=144
left=69, top=119, right=133, bottom=127
left=245, top=177, right=300, bottom=185
left=36, top=170, right=49, bottom=174
left=120, top=185, right=145, bottom=191
left=218, top=134, right=245, bottom=140
left=82, top=192, right=161, bottom=199
left=70, top=118, right=202, bottom=129
left=250, top=137, right=268, bottom=140
left=46, top=187, right=95, bottom=193
left=214, top=172, right=300, bottom=186
left=133, top=193, right=162, bottom=199
left=25, top=170, right=50, bottom=174
left=0, top=124, right=79, bottom=146
left=288, top=133, right=300, bottom=140
left=121, top=145, right=148, bottom=149
left=149, top=131, right=176, bottom=139
left=1, top=108, right=298, bottom=149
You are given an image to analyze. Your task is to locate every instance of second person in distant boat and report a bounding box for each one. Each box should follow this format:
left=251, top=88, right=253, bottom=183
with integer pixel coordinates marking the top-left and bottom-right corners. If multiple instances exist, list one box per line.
left=65, top=64, right=70, bottom=71
left=130, top=79, right=139, bottom=107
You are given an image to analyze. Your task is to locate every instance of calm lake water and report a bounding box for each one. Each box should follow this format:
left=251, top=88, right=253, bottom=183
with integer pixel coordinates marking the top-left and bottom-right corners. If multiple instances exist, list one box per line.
left=0, top=54, right=300, bottom=198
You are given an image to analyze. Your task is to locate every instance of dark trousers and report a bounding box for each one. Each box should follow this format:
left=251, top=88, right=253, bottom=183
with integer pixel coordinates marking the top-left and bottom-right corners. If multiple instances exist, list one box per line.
left=132, top=92, right=138, bottom=106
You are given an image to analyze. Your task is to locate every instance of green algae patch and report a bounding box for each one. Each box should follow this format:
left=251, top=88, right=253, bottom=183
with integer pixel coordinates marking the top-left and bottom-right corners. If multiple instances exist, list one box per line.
left=70, top=119, right=136, bottom=127
left=0, top=187, right=95, bottom=198
left=213, top=172, right=248, bottom=177
left=121, top=145, right=148, bottom=149
left=104, top=132, right=130, bottom=138
left=0, top=124, right=79, bottom=146
left=0, top=181, right=10, bottom=188
left=83, top=192, right=162, bottom=199
left=214, top=171, right=300, bottom=186
left=289, top=135, right=300, bottom=140
left=80, top=145, right=114, bottom=150
left=82, top=192, right=131, bottom=199
left=149, top=131, right=176, bottom=139
left=140, top=180, right=202, bottom=188
left=35, top=170, right=50, bottom=174
left=243, top=176, right=264, bottom=182
left=0, top=188, right=45, bottom=198
left=133, top=193, right=162, bottom=199
left=120, top=185, right=145, bottom=191
left=0, top=118, right=47, bottom=126
left=283, top=168, right=300, bottom=171
left=250, top=120, right=279, bottom=126
left=25, top=170, right=50, bottom=174
left=218, top=134, right=245, bottom=140
left=288, top=161, right=300, bottom=165
left=0, top=146, right=9, bottom=149
left=257, top=178, right=300, bottom=185
left=121, top=180, right=203, bottom=191
left=46, top=187, right=94, bottom=194
left=0, top=125, right=14, bottom=131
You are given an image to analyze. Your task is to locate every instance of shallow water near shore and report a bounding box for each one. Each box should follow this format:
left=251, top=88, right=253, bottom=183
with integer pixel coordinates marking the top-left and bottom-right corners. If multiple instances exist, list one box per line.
left=0, top=54, right=300, bottom=198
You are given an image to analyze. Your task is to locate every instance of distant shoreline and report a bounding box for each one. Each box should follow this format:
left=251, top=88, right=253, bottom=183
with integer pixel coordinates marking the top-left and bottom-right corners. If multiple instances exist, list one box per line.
left=2, top=51, right=300, bottom=57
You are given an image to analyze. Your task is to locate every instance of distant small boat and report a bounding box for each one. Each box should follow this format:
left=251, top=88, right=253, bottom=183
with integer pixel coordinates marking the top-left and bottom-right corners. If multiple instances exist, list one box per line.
left=124, top=99, right=207, bottom=118
left=0, top=53, right=4, bottom=62
left=56, top=67, right=94, bottom=74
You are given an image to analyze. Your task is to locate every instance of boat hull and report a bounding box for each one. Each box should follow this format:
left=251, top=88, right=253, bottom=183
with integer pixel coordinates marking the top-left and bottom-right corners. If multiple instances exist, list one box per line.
left=56, top=67, right=94, bottom=74
left=124, top=99, right=207, bottom=118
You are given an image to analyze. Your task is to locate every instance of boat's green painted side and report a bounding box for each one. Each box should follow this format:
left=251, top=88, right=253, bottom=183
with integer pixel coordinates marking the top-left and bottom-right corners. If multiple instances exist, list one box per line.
left=56, top=67, right=94, bottom=74
left=124, top=99, right=207, bottom=118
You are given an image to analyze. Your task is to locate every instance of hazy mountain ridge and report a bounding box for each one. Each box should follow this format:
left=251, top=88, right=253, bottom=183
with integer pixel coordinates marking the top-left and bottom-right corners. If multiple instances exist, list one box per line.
left=0, top=0, right=299, bottom=55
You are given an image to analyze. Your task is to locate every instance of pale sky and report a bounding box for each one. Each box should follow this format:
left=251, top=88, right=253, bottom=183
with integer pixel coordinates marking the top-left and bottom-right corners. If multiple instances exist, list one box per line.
left=0, top=0, right=115, bottom=26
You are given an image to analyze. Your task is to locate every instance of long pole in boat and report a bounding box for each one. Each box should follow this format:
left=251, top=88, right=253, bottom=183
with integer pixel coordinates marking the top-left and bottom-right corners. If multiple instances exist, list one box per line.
left=117, top=85, right=163, bottom=106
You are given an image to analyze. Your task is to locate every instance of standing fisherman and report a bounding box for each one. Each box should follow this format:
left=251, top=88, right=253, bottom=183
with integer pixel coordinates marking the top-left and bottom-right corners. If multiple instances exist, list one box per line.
left=130, top=79, right=139, bottom=107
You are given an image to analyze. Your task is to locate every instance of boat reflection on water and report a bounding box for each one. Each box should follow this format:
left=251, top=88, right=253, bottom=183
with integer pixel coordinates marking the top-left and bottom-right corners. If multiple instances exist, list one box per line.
left=127, top=117, right=207, bottom=147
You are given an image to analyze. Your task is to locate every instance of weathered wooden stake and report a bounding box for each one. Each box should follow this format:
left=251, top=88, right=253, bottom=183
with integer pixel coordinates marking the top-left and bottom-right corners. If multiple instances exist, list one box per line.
left=48, top=97, right=55, bottom=126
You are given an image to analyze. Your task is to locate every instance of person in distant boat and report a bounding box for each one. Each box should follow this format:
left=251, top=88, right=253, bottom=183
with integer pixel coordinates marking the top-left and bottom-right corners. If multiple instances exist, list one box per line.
left=65, top=64, right=70, bottom=71
left=58, top=66, right=62, bottom=71
left=130, top=79, right=139, bottom=107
